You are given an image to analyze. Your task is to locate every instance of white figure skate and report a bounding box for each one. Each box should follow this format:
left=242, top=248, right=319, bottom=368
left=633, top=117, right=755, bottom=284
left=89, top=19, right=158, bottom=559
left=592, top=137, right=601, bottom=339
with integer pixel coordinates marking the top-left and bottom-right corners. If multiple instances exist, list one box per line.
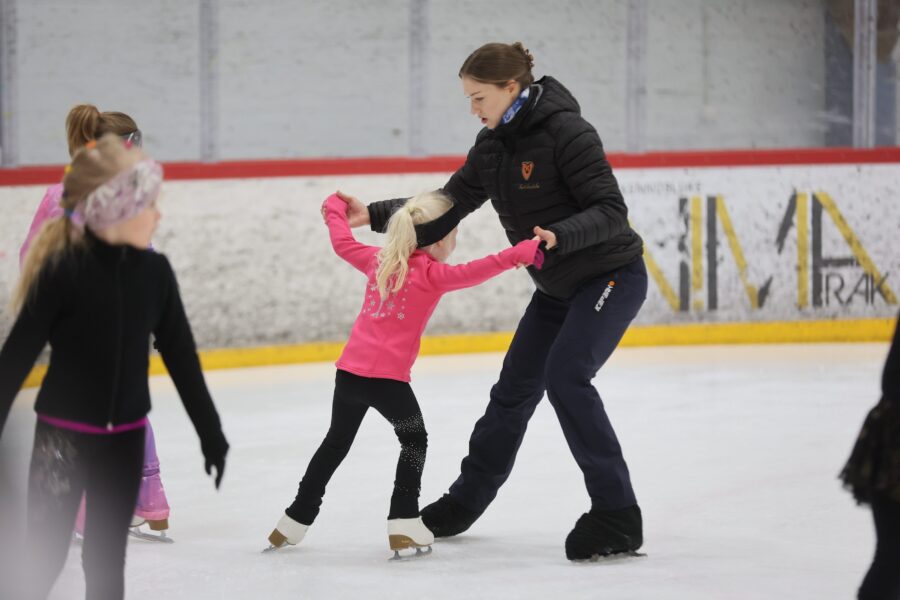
left=129, top=516, right=174, bottom=544
left=388, top=517, right=434, bottom=561
left=263, top=513, right=309, bottom=553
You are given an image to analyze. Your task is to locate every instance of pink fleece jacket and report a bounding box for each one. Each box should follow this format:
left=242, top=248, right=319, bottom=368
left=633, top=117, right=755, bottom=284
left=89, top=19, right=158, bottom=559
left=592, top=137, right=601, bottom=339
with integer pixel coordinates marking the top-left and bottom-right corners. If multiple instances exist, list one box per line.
left=20, top=183, right=64, bottom=266
left=324, top=194, right=540, bottom=382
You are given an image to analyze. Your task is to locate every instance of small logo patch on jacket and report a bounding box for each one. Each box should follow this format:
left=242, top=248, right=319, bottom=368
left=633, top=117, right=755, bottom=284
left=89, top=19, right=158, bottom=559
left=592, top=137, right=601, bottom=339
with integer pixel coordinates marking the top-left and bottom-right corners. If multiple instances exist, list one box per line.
left=521, top=161, right=534, bottom=181
left=594, top=281, right=615, bottom=312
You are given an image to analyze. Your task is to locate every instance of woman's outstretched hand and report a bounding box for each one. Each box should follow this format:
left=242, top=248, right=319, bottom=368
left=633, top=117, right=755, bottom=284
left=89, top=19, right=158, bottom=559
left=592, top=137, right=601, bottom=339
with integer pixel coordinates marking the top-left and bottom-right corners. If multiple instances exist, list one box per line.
left=532, top=226, right=557, bottom=249
left=336, top=190, right=370, bottom=228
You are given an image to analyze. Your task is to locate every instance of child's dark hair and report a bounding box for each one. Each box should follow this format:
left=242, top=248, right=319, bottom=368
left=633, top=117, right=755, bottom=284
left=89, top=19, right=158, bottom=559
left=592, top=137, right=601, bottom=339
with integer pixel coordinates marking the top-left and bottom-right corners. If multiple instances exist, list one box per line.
left=66, top=104, right=139, bottom=157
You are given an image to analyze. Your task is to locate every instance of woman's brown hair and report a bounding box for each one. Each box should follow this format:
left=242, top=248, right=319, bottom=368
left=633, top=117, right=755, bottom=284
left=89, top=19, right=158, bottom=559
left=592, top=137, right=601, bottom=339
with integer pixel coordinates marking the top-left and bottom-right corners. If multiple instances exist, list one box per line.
left=458, top=42, right=535, bottom=88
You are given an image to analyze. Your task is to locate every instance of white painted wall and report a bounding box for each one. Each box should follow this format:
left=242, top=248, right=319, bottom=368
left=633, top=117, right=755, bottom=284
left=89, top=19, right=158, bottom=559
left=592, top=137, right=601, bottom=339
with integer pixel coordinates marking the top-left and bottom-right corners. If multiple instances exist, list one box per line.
left=4, top=0, right=859, bottom=165
left=1, top=165, right=897, bottom=350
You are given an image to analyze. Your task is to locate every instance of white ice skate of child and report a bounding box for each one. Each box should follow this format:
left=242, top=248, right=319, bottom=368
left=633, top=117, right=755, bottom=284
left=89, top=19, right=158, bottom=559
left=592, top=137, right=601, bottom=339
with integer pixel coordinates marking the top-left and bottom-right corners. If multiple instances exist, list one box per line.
left=388, top=517, right=434, bottom=561
left=263, top=513, right=309, bottom=553
left=129, top=515, right=174, bottom=544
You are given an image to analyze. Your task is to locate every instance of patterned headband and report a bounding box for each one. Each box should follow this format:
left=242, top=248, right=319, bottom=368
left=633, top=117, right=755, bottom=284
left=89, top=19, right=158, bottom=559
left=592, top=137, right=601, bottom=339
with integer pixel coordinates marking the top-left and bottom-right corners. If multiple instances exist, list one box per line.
left=82, top=159, right=163, bottom=230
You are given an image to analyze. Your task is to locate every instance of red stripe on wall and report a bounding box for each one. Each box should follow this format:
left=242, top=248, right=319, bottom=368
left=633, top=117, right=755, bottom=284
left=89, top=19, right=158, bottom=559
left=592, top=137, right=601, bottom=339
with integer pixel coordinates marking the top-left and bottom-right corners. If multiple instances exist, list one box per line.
left=3, top=147, right=900, bottom=187
left=607, top=147, right=900, bottom=168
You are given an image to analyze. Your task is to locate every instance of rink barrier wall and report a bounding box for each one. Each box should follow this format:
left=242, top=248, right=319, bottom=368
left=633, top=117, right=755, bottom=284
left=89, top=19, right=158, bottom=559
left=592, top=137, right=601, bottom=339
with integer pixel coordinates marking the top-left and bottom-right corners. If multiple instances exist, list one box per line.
left=19, top=317, right=895, bottom=389
left=3, top=147, right=898, bottom=389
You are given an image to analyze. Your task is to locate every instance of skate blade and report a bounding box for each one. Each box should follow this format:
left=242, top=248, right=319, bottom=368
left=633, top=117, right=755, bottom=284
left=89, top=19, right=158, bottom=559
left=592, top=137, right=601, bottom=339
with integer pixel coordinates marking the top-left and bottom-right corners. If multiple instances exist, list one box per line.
left=262, top=529, right=292, bottom=553
left=389, top=546, right=433, bottom=561
left=573, top=550, right=646, bottom=564
left=262, top=542, right=295, bottom=553
left=129, top=526, right=175, bottom=544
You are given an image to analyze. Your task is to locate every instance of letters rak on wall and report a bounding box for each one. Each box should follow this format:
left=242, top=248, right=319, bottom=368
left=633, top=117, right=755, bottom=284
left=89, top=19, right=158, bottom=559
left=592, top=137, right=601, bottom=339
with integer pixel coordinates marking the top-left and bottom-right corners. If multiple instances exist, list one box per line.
left=620, top=164, right=899, bottom=324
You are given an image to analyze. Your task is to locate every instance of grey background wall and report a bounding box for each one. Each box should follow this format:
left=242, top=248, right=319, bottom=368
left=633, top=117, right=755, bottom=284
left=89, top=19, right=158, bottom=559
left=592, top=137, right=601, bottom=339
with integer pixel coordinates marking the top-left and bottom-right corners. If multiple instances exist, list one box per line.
left=0, top=0, right=882, bottom=165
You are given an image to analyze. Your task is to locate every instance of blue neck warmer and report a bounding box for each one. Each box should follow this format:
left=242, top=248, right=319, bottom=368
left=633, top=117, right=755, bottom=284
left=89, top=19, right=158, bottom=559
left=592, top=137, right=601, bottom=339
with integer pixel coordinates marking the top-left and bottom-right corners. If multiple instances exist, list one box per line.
left=501, top=87, right=531, bottom=125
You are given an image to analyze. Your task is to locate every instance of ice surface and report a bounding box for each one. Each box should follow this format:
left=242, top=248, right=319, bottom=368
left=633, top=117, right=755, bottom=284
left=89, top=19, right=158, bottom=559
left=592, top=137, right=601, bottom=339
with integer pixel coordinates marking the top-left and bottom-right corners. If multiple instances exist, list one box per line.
left=0, top=343, right=887, bottom=599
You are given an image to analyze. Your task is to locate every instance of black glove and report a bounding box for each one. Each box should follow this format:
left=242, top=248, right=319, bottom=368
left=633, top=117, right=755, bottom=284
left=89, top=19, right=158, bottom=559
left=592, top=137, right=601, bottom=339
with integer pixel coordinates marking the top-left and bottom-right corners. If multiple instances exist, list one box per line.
left=204, top=454, right=226, bottom=490
left=202, top=432, right=229, bottom=490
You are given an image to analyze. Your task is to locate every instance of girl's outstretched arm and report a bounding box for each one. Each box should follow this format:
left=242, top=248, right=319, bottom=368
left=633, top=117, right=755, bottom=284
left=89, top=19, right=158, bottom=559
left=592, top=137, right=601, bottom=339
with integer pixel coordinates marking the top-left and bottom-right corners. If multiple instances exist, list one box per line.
left=424, top=239, right=543, bottom=294
left=323, top=194, right=379, bottom=274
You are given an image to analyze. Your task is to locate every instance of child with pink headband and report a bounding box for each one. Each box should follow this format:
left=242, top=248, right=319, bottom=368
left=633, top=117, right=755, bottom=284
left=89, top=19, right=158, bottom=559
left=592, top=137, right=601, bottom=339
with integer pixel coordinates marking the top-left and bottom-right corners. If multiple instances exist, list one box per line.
left=20, top=105, right=173, bottom=543
left=0, top=134, right=228, bottom=599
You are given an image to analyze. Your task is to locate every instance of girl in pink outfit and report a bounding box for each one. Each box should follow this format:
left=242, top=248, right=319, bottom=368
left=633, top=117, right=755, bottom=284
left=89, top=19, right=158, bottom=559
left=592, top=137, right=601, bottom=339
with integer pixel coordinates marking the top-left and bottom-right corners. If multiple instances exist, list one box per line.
left=20, top=184, right=66, bottom=266
left=20, top=105, right=171, bottom=541
left=265, top=191, right=543, bottom=558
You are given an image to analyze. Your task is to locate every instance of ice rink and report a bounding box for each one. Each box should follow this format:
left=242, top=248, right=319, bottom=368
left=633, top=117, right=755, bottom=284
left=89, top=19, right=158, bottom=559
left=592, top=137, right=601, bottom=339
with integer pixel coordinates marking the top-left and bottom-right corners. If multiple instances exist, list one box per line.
left=0, top=342, right=889, bottom=600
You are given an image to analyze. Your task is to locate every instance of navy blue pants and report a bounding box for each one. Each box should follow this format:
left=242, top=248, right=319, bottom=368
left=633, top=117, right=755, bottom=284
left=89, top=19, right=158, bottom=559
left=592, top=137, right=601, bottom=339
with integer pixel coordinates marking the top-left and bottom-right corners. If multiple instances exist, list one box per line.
left=448, top=258, right=648, bottom=513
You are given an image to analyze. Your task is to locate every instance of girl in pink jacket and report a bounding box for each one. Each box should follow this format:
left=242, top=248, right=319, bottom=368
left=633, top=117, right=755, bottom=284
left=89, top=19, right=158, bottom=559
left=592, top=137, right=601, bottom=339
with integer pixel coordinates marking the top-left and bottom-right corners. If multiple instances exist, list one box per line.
left=265, top=191, right=542, bottom=558
left=20, top=105, right=171, bottom=543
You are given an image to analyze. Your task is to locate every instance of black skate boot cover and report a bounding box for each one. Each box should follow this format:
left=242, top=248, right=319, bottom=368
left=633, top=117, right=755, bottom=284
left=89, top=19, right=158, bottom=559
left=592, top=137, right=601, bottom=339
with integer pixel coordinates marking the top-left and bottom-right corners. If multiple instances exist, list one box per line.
left=565, top=505, right=643, bottom=560
left=420, top=493, right=481, bottom=538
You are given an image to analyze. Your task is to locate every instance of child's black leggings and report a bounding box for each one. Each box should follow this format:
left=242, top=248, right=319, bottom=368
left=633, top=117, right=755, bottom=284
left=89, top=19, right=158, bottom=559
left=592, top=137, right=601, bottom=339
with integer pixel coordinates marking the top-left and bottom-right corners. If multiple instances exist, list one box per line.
left=23, top=420, right=144, bottom=600
left=287, top=369, right=428, bottom=524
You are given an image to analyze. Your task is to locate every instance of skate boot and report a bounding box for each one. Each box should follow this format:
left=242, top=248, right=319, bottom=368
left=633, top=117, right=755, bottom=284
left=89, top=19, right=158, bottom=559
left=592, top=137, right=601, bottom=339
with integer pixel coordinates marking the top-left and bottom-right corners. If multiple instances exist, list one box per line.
left=388, top=517, right=434, bottom=561
left=129, top=515, right=174, bottom=544
left=565, top=505, right=644, bottom=561
left=419, top=493, right=481, bottom=538
left=263, top=513, right=309, bottom=553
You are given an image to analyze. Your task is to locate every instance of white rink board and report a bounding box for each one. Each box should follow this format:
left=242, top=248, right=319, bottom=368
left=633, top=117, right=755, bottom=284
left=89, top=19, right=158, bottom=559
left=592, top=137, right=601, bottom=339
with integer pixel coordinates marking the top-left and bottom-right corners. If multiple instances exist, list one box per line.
left=1, top=163, right=898, bottom=349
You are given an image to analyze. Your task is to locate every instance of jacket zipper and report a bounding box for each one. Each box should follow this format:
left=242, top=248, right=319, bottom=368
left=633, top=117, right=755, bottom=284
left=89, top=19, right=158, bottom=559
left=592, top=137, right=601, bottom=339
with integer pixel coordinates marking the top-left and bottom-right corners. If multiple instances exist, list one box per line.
left=107, top=249, right=125, bottom=430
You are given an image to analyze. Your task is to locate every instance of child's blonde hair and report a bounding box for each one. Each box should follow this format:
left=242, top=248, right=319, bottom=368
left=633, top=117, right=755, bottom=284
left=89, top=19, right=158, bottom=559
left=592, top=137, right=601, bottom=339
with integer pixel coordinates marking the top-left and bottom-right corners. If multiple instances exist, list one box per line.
left=375, top=190, right=453, bottom=300
left=13, top=135, right=143, bottom=313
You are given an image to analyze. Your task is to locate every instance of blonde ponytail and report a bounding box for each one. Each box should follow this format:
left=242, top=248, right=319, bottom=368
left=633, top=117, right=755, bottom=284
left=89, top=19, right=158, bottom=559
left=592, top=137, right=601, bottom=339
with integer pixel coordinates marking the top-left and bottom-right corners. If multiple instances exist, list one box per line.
left=375, top=191, right=453, bottom=300
left=12, top=207, right=81, bottom=313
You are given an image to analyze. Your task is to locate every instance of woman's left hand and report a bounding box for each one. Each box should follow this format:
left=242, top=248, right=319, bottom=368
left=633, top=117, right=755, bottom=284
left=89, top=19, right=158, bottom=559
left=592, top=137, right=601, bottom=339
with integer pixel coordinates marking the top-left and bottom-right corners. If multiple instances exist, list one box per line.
left=532, top=226, right=557, bottom=249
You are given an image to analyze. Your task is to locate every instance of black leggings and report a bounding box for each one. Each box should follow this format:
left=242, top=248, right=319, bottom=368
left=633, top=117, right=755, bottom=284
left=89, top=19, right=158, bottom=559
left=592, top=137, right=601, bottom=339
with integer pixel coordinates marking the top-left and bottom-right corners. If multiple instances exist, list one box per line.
left=22, top=420, right=144, bottom=600
left=859, top=492, right=900, bottom=600
left=287, top=370, right=428, bottom=524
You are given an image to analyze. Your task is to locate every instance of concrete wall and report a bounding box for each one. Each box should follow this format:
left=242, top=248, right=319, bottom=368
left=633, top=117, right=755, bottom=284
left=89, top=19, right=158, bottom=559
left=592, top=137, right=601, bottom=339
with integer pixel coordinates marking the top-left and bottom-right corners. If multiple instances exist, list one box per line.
left=1, top=161, right=897, bottom=350
left=3, top=0, right=853, bottom=165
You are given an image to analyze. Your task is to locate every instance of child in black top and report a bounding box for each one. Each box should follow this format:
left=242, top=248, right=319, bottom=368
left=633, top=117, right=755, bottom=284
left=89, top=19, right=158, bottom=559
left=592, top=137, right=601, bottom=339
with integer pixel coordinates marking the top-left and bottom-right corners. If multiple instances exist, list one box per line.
left=841, top=311, right=900, bottom=600
left=0, top=134, right=228, bottom=600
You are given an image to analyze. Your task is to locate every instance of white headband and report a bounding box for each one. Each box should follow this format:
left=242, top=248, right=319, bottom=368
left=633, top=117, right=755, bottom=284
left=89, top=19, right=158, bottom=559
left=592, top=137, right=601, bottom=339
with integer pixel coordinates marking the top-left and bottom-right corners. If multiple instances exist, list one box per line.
left=82, top=159, right=163, bottom=230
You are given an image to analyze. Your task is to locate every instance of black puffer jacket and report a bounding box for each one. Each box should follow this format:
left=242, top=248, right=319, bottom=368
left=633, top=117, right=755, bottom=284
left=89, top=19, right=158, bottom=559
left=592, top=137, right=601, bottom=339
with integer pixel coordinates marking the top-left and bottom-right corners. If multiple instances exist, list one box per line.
left=0, top=230, right=228, bottom=465
left=370, top=76, right=643, bottom=300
